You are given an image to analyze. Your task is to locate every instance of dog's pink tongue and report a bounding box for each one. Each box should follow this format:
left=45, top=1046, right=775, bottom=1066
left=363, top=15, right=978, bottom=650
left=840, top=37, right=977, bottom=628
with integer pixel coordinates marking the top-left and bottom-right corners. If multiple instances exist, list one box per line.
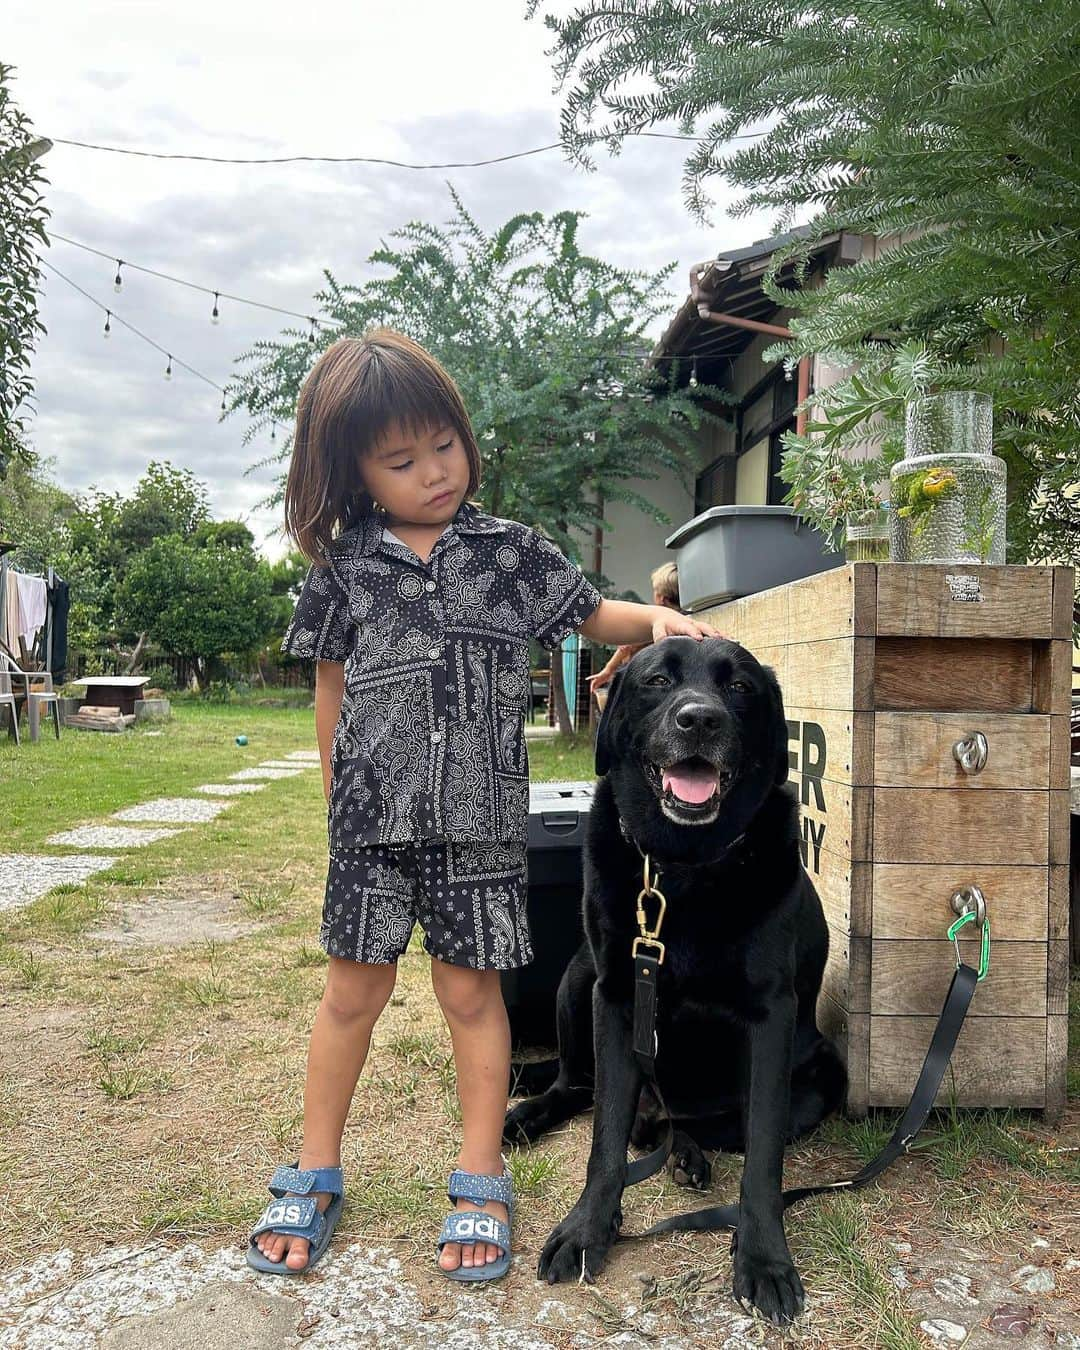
left=661, top=762, right=718, bottom=804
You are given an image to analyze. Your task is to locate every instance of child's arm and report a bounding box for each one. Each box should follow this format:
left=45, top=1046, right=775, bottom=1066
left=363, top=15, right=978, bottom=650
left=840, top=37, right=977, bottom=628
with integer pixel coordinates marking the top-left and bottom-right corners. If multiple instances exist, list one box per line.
left=314, top=660, right=346, bottom=801
left=579, top=598, right=719, bottom=647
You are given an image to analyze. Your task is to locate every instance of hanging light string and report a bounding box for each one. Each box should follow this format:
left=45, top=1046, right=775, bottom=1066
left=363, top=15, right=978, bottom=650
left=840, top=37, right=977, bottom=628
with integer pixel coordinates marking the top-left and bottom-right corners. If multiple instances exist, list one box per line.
left=46, top=128, right=735, bottom=168
left=50, top=232, right=329, bottom=335
left=39, top=256, right=281, bottom=438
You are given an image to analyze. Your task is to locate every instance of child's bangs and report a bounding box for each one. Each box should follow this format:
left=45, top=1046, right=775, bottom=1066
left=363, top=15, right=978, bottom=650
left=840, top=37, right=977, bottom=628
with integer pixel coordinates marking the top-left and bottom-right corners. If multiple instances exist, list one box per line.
left=350, top=354, right=463, bottom=457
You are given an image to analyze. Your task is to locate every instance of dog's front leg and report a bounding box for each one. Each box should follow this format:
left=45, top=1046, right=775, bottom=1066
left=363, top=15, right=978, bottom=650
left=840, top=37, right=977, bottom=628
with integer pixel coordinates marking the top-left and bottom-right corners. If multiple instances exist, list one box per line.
left=537, top=984, right=640, bottom=1284
left=733, top=990, right=806, bottom=1324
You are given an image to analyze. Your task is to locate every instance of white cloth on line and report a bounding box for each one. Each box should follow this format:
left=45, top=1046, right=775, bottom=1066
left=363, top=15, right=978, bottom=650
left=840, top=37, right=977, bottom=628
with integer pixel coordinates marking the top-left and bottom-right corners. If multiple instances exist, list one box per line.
left=14, top=572, right=47, bottom=641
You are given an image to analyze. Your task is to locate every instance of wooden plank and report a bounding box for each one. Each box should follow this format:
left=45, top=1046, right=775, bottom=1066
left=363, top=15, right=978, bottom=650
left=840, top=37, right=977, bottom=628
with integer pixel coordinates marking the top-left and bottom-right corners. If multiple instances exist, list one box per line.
left=1046, top=1015, right=1068, bottom=1123
left=1049, top=864, right=1069, bottom=941
left=874, top=638, right=1033, bottom=712
left=702, top=563, right=875, bottom=646
left=818, top=993, right=870, bottom=1117
left=871, top=940, right=1047, bottom=1017
left=876, top=565, right=1055, bottom=639
left=786, top=706, right=855, bottom=786
left=871, top=788, right=1048, bottom=865
left=751, top=639, right=857, bottom=711
left=1051, top=564, right=1076, bottom=638
left=872, top=712, right=1050, bottom=789
left=1049, top=790, right=1070, bottom=864
left=1047, top=940, right=1069, bottom=1016
left=1049, top=714, right=1071, bottom=790
left=807, top=848, right=854, bottom=931
left=868, top=1016, right=1045, bottom=1107
left=871, top=863, right=1048, bottom=941
left=821, top=923, right=849, bottom=1009
left=1032, top=640, right=1073, bottom=715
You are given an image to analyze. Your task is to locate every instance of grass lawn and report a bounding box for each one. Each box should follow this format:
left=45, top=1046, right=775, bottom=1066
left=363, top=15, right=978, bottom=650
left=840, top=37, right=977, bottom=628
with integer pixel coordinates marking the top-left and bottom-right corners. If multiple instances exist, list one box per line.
left=0, top=695, right=1077, bottom=1347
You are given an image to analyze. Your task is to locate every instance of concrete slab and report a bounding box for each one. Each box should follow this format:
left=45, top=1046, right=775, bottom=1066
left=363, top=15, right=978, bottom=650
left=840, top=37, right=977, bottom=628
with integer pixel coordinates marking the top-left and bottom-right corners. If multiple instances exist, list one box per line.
left=0, top=854, right=117, bottom=913
left=46, top=826, right=184, bottom=849
left=257, top=760, right=318, bottom=770
left=113, top=799, right=229, bottom=824
left=194, top=783, right=265, bottom=796
left=228, top=768, right=302, bottom=781
left=284, top=750, right=320, bottom=761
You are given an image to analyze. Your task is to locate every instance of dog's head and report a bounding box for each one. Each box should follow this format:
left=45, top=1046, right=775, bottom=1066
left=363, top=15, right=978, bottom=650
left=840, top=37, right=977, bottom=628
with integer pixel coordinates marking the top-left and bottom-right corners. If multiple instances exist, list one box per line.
left=595, top=636, right=788, bottom=828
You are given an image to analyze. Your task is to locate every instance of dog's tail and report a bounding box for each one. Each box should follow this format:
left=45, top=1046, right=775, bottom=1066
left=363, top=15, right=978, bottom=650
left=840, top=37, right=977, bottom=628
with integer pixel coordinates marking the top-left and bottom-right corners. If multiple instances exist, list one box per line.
left=509, top=1057, right=559, bottom=1097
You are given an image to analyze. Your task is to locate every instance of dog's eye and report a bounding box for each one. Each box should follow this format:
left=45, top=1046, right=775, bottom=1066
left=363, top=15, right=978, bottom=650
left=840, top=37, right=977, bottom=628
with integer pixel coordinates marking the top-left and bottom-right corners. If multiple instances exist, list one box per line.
left=645, top=674, right=670, bottom=687
left=729, top=680, right=751, bottom=694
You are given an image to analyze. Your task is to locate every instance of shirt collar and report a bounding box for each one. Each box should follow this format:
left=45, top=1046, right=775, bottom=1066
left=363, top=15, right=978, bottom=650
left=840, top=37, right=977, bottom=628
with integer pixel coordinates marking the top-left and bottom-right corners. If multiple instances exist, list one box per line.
left=353, top=499, right=509, bottom=557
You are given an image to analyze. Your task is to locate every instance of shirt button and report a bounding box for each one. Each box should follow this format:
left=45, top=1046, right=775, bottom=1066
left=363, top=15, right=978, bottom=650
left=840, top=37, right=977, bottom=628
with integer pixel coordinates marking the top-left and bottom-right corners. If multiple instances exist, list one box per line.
left=429, top=647, right=441, bottom=660
left=425, top=581, right=436, bottom=592
left=430, top=730, right=443, bottom=743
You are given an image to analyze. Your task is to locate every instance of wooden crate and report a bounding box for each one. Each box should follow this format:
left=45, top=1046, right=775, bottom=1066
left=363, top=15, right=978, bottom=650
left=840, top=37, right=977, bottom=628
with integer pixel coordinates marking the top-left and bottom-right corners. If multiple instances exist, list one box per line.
left=698, top=563, right=1073, bottom=1120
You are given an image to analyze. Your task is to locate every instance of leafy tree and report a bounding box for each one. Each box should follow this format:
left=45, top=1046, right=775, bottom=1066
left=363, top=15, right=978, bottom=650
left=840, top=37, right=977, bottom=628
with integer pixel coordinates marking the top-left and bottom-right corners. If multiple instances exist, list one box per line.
left=0, top=64, right=49, bottom=478
left=529, top=1, right=1080, bottom=575
left=229, top=189, right=728, bottom=733
left=115, top=531, right=275, bottom=684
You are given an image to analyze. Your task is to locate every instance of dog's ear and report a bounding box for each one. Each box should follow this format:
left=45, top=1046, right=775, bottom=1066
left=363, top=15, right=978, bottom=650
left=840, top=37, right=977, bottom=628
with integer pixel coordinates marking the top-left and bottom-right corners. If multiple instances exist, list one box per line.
left=594, top=667, right=627, bottom=777
left=762, top=664, right=791, bottom=785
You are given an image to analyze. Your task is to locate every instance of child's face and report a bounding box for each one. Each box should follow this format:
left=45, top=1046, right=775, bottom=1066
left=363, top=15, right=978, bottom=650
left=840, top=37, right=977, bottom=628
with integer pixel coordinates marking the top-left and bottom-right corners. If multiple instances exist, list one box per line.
left=360, top=420, right=471, bottom=527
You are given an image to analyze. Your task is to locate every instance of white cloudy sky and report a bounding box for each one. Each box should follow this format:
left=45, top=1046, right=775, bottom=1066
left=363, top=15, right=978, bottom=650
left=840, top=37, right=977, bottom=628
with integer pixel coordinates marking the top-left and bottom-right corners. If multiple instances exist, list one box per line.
left=8, top=0, right=778, bottom=559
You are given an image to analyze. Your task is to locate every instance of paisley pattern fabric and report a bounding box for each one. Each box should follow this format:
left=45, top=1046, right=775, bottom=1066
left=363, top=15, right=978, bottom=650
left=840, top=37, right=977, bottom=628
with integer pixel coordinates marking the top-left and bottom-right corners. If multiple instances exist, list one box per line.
left=321, top=840, right=531, bottom=970
left=282, top=501, right=602, bottom=848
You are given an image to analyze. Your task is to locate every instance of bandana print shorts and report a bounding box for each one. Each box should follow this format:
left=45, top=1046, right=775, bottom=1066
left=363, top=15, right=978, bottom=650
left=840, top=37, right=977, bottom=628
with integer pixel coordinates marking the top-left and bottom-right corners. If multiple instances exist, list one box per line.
left=321, top=840, right=533, bottom=971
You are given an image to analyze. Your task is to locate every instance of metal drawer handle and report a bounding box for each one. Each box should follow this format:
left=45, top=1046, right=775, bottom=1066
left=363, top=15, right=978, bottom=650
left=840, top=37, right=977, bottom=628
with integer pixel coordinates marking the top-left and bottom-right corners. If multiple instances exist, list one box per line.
left=952, top=731, right=988, bottom=774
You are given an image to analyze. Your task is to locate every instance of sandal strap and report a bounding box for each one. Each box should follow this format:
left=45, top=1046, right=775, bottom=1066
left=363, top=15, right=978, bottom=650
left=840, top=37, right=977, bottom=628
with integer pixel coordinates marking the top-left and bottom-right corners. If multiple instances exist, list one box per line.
left=447, top=1167, right=513, bottom=1208
left=249, top=1195, right=325, bottom=1244
left=437, top=1210, right=510, bottom=1255
left=268, top=1163, right=343, bottom=1199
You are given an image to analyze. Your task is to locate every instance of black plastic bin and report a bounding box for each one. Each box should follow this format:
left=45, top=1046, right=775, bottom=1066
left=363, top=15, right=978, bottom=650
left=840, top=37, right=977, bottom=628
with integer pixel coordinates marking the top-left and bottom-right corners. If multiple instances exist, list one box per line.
left=501, top=781, right=594, bottom=1048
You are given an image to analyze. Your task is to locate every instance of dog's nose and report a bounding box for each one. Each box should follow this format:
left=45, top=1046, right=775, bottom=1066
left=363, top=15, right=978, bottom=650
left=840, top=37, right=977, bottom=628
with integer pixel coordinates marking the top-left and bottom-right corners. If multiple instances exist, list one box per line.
left=673, top=700, right=724, bottom=733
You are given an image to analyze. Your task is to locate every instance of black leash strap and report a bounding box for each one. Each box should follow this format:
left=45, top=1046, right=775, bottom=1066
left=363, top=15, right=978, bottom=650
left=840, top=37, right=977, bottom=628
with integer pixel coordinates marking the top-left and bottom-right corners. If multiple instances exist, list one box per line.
left=619, top=960, right=980, bottom=1240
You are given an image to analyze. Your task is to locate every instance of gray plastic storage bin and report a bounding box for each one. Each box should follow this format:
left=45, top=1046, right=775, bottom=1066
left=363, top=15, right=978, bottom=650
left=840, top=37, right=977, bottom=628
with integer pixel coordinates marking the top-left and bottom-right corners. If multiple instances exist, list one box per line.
left=665, top=505, right=844, bottom=613
left=502, top=781, right=594, bottom=1047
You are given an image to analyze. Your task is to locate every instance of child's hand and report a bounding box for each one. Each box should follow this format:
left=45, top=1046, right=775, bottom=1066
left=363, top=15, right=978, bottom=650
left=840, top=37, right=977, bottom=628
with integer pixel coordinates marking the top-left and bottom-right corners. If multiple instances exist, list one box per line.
left=650, top=607, right=726, bottom=644
left=587, top=643, right=645, bottom=690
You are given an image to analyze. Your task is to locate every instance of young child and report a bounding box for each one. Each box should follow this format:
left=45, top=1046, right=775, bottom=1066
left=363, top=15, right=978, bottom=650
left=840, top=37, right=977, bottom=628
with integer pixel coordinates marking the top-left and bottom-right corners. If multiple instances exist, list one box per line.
left=587, top=560, right=682, bottom=692
left=247, top=329, right=718, bottom=1283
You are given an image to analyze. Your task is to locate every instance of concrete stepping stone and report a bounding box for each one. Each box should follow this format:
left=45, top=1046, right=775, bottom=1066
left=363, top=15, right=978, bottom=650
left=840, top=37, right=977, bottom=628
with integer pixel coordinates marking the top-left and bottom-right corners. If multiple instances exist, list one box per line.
left=228, top=767, right=301, bottom=781
left=0, top=854, right=117, bottom=913
left=258, top=759, right=317, bottom=769
left=285, top=749, right=320, bottom=761
left=194, top=783, right=265, bottom=796
left=113, top=798, right=229, bottom=824
left=46, top=825, right=183, bottom=849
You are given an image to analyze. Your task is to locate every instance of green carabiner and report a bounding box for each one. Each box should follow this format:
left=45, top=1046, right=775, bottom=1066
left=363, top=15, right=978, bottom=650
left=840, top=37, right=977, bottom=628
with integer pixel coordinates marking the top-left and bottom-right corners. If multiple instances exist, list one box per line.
left=947, top=910, right=991, bottom=982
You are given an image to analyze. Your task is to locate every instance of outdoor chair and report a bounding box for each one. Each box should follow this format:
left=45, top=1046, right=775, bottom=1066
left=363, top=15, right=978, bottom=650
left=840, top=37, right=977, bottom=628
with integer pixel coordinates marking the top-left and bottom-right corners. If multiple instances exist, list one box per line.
left=0, top=670, right=20, bottom=745
left=0, top=651, right=60, bottom=742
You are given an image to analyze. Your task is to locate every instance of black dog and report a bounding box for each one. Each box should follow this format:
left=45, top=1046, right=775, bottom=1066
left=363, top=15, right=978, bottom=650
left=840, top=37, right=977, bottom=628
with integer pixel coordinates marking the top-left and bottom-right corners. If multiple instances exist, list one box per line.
left=505, top=636, right=846, bottom=1324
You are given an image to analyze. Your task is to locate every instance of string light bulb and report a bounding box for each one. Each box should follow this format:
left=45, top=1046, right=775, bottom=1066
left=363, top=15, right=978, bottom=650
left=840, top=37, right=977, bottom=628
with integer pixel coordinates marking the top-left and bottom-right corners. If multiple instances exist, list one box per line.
left=113, top=260, right=123, bottom=292
left=270, top=423, right=276, bottom=442
left=211, top=292, right=220, bottom=324
left=688, top=357, right=699, bottom=389
left=103, top=310, right=112, bottom=338
left=220, top=393, right=227, bottom=413
left=164, top=355, right=173, bottom=380
left=308, top=317, right=317, bottom=344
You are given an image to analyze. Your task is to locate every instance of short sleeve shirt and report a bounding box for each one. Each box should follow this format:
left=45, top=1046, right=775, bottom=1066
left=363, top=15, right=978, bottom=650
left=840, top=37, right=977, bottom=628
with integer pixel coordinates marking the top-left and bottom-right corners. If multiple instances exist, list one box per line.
left=281, top=501, right=602, bottom=849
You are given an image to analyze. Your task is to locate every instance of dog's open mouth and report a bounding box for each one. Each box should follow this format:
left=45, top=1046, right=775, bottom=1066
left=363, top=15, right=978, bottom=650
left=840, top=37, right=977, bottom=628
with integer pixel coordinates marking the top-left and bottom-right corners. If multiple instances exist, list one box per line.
left=645, top=756, right=731, bottom=822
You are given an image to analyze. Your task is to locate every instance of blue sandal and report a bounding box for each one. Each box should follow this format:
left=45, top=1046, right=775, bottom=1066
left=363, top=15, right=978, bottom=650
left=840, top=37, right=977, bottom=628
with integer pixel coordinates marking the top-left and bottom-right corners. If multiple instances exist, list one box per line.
left=246, top=1163, right=344, bottom=1275
left=437, top=1160, right=514, bottom=1282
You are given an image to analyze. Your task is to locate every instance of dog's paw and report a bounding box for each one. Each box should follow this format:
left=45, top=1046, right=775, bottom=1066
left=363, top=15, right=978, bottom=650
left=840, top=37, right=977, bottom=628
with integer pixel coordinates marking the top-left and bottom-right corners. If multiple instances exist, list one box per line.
left=537, top=1207, right=621, bottom=1285
left=732, top=1248, right=806, bottom=1325
left=503, top=1096, right=552, bottom=1145
left=669, top=1133, right=711, bottom=1190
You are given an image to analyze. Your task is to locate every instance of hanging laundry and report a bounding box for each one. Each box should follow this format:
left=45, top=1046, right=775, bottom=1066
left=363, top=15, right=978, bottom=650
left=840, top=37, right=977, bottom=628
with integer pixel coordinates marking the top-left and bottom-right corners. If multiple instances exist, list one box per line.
left=2, top=569, right=20, bottom=655
left=14, top=572, right=47, bottom=642
left=48, top=574, right=70, bottom=679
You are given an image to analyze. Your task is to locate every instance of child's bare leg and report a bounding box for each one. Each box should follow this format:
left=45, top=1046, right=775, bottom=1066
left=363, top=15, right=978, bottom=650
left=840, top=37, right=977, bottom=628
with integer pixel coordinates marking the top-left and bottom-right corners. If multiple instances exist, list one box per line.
left=256, top=956, right=397, bottom=1270
left=431, top=960, right=511, bottom=1271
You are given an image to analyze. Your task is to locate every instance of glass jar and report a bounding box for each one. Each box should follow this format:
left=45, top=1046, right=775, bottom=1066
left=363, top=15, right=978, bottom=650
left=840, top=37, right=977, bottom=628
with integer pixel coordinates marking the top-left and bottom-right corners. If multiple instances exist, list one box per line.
left=890, top=391, right=1006, bottom=564
left=844, top=506, right=890, bottom=562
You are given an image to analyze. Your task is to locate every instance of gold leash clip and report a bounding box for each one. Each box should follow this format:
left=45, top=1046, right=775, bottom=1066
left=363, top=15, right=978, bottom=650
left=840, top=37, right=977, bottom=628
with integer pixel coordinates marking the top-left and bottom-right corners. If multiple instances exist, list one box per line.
left=633, top=854, right=667, bottom=964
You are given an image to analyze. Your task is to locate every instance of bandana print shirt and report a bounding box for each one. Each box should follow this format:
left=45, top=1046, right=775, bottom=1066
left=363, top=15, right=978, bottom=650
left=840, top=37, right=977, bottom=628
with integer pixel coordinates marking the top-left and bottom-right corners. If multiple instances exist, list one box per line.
left=281, top=501, right=602, bottom=849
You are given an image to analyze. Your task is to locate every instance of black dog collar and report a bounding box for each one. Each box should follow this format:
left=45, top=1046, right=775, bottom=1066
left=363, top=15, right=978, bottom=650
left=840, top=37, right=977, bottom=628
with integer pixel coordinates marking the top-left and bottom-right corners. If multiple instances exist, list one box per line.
left=617, top=814, right=747, bottom=870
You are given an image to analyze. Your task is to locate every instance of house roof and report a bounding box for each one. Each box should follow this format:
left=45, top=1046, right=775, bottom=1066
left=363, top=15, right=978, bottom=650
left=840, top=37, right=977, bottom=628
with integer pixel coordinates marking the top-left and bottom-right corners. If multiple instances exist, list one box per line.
left=650, top=227, right=863, bottom=378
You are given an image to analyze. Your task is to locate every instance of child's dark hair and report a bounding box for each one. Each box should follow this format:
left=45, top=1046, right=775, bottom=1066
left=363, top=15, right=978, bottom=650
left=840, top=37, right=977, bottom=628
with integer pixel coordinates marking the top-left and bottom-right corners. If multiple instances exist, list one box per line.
left=284, top=328, right=483, bottom=563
